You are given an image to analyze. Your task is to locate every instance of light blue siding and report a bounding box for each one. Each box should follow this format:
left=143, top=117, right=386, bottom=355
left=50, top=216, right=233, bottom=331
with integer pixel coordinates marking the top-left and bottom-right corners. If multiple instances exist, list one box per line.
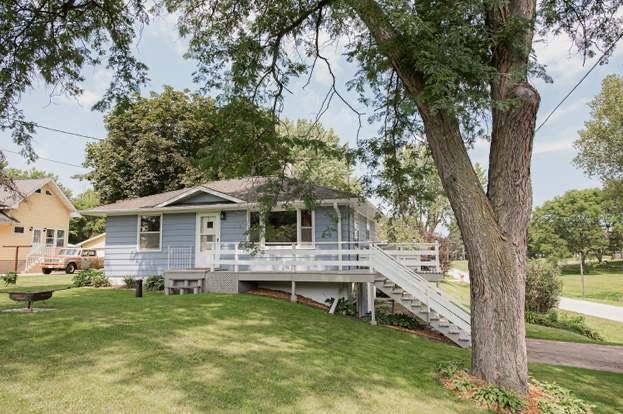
left=104, top=204, right=374, bottom=276
left=221, top=210, right=247, bottom=242
left=105, top=213, right=195, bottom=277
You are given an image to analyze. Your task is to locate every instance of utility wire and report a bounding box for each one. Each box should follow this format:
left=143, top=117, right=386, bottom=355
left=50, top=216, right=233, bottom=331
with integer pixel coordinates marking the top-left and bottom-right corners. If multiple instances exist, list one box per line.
left=0, top=148, right=87, bottom=169
left=536, top=33, right=623, bottom=133
left=14, top=120, right=104, bottom=141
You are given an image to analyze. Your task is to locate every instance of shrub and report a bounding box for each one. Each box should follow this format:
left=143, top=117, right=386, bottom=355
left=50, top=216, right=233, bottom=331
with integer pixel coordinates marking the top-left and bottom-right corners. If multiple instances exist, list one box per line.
left=325, top=297, right=356, bottom=316
left=436, top=361, right=464, bottom=378
left=72, top=269, right=110, bottom=288
left=526, top=310, right=603, bottom=341
left=533, top=380, right=593, bottom=414
left=123, top=276, right=136, bottom=289
left=144, top=275, right=164, bottom=291
left=1, top=272, right=17, bottom=286
left=526, top=259, right=562, bottom=313
left=376, top=311, right=422, bottom=330
left=473, top=385, right=526, bottom=414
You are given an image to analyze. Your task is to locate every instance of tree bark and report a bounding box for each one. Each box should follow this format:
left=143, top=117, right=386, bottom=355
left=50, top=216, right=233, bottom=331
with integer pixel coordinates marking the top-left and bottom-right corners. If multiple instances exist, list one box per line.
left=418, top=109, right=531, bottom=393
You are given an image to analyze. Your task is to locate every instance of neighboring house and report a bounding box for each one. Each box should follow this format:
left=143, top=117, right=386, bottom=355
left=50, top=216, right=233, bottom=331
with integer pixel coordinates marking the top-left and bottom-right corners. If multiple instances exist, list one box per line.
left=77, top=233, right=106, bottom=256
left=0, top=179, right=79, bottom=273
left=83, top=176, right=470, bottom=347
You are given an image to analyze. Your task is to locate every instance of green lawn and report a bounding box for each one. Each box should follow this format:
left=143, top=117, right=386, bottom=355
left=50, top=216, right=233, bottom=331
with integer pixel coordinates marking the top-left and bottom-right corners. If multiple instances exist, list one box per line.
left=0, top=276, right=621, bottom=413
left=558, top=261, right=623, bottom=306
left=449, top=260, right=469, bottom=273
left=439, top=280, right=623, bottom=345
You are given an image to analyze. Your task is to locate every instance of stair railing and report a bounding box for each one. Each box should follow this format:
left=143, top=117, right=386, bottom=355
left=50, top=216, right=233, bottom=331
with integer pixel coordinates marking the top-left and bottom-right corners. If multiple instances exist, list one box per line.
left=371, top=245, right=471, bottom=332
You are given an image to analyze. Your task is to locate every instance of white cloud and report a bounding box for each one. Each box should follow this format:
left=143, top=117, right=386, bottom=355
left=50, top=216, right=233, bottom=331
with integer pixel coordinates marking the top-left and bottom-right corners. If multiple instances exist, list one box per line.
left=534, top=139, right=575, bottom=154
left=144, top=12, right=188, bottom=58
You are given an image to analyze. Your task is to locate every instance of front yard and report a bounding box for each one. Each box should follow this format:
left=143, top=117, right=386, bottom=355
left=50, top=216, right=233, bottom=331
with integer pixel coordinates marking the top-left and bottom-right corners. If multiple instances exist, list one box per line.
left=559, top=260, right=623, bottom=306
left=0, top=275, right=622, bottom=413
left=440, top=280, right=623, bottom=345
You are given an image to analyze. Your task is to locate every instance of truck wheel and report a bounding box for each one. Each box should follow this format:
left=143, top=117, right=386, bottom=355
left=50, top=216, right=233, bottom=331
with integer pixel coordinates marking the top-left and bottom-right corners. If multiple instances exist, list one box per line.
left=42, top=268, right=52, bottom=275
left=65, top=263, right=77, bottom=274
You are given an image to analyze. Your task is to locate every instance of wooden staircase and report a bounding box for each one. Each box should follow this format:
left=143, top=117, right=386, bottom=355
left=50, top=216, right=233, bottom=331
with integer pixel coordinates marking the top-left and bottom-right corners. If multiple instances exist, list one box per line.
left=371, top=246, right=471, bottom=347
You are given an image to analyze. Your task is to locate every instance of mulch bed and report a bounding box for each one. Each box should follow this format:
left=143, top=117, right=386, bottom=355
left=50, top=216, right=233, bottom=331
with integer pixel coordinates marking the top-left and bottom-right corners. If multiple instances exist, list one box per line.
left=441, top=370, right=582, bottom=414
left=246, top=288, right=329, bottom=311
left=246, top=288, right=456, bottom=345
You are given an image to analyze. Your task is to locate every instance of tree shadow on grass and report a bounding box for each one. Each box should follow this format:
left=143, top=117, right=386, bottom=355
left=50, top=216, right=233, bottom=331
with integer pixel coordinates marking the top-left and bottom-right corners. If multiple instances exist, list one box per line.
left=0, top=289, right=479, bottom=413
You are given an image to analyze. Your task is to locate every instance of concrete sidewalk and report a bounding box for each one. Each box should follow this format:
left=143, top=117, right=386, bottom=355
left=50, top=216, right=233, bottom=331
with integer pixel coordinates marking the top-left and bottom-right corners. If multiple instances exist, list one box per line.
left=559, top=297, right=623, bottom=322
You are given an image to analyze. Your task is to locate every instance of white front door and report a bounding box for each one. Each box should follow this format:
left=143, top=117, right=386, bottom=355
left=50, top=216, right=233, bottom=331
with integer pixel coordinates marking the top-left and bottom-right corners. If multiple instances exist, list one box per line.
left=196, top=213, right=221, bottom=268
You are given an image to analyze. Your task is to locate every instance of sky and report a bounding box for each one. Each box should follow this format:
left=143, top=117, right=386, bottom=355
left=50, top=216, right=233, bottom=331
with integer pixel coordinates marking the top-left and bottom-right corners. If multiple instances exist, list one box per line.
left=2, top=14, right=622, bottom=207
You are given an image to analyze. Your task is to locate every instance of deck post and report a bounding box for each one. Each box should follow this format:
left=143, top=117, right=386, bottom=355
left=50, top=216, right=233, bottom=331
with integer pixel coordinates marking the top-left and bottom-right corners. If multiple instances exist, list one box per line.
left=290, top=280, right=297, bottom=303
left=333, top=203, right=342, bottom=271
left=368, top=282, right=377, bottom=325
left=234, top=245, right=239, bottom=272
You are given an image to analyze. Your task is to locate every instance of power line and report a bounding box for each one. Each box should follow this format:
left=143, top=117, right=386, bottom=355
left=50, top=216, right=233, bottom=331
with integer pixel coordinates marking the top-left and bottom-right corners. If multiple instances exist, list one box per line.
left=14, top=120, right=105, bottom=141
left=0, top=148, right=87, bottom=169
left=536, top=33, right=623, bottom=133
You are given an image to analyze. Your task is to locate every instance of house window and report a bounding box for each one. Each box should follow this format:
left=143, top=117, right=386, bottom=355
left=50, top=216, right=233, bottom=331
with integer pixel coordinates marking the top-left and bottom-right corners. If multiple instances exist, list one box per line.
left=35, top=189, right=41, bottom=193
left=265, top=211, right=297, bottom=245
left=138, top=215, right=161, bottom=250
left=248, top=209, right=314, bottom=246
left=45, top=229, right=55, bottom=246
left=56, top=230, right=65, bottom=247
left=33, top=229, right=42, bottom=246
left=300, top=209, right=313, bottom=246
left=14, top=226, right=24, bottom=234
left=45, top=190, right=52, bottom=196
left=248, top=212, right=261, bottom=242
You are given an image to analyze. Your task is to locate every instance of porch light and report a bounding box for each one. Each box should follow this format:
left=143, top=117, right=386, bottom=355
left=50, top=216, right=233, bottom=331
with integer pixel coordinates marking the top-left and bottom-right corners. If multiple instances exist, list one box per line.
left=220, top=212, right=227, bottom=221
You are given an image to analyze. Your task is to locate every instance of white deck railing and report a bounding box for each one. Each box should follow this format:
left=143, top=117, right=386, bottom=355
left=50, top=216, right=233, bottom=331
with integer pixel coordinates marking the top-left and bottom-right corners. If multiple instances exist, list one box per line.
left=167, top=241, right=441, bottom=273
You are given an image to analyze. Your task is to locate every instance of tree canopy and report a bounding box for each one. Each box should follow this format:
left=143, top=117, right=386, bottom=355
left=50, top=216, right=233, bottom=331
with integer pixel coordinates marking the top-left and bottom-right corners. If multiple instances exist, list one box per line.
left=574, top=74, right=623, bottom=183
left=69, top=189, right=106, bottom=244
left=85, top=87, right=354, bottom=204
left=529, top=189, right=610, bottom=266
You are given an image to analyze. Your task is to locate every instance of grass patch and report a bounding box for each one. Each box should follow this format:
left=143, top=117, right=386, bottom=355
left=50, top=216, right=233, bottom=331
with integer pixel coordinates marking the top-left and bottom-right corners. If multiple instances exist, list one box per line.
left=439, top=280, right=623, bottom=346
left=450, top=260, right=469, bottom=273
left=0, top=276, right=621, bottom=413
left=559, top=260, right=623, bottom=306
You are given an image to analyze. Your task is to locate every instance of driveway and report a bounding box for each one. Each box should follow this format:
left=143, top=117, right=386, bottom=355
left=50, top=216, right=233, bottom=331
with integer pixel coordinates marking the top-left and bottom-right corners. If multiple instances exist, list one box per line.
left=527, top=339, right=623, bottom=373
left=559, top=297, right=623, bottom=322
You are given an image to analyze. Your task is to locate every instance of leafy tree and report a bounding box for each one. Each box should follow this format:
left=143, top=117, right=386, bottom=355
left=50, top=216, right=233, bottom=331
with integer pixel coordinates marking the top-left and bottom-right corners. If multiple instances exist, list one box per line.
left=282, top=119, right=356, bottom=193
left=574, top=75, right=623, bottom=184
left=69, top=189, right=105, bottom=244
left=529, top=189, right=608, bottom=294
left=3, top=0, right=622, bottom=393
left=84, top=88, right=287, bottom=204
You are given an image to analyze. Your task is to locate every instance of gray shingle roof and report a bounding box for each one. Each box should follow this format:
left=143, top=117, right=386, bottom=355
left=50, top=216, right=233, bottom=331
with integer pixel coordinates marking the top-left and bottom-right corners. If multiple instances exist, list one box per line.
left=0, top=178, right=51, bottom=209
left=84, top=176, right=355, bottom=214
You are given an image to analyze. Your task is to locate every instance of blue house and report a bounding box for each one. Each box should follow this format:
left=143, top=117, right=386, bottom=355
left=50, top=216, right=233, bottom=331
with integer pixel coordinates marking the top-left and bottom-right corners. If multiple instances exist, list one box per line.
left=83, top=176, right=471, bottom=347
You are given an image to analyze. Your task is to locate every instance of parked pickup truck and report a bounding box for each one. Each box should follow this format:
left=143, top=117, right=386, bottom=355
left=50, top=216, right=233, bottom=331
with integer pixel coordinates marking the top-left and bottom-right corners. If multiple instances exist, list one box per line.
left=41, top=248, right=104, bottom=274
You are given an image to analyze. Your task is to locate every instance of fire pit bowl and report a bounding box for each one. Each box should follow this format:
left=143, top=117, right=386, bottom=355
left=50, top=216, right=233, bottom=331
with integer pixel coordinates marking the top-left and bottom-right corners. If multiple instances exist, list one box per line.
left=2, top=287, right=70, bottom=311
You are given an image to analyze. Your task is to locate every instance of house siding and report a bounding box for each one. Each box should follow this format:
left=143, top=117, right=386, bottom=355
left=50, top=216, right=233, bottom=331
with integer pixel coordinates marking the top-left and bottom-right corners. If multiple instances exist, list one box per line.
left=220, top=210, right=247, bottom=243
left=104, top=205, right=375, bottom=277
left=105, top=213, right=196, bottom=277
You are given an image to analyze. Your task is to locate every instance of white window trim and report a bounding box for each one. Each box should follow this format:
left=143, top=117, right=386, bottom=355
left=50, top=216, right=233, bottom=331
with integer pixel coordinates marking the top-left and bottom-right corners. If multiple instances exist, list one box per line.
left=137, top=214, right=163, bottom=252
left=297, top=208, right=315, bottom=248
left=247, top=209, right=315, bottom=248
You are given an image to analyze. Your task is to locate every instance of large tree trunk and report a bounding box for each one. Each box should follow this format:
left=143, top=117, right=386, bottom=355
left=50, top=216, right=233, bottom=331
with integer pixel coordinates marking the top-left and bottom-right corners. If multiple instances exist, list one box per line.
left=348, top=0, right=539, bottom=394
left=418, top=109, right=532, bottom=393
